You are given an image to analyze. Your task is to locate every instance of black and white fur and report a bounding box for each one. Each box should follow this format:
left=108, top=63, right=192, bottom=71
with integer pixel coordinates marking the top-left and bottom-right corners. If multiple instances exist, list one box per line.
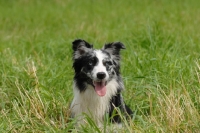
left=70, top=39, right=133, bottom=126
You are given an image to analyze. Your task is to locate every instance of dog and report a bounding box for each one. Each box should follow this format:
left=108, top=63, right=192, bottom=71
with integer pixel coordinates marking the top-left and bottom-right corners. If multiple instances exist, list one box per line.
left=70, top=39, right=133, bottom=127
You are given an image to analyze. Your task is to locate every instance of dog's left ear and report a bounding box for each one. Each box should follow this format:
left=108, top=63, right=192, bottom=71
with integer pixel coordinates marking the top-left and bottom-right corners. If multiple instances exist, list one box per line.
left=103, top=42, right=125, bottom=61
left=72, top=39, right=93, bottom=59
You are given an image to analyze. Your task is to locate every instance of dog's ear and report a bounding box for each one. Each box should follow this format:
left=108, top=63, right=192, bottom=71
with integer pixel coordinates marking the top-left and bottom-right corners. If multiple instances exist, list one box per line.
left=72, top=39, right=93, bottom=59
left=103, top=42, right=125, bottom=61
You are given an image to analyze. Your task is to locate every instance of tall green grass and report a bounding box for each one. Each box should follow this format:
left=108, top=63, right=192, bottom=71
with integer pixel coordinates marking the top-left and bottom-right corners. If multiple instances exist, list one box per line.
left=0, top=0, right=200, bottom=132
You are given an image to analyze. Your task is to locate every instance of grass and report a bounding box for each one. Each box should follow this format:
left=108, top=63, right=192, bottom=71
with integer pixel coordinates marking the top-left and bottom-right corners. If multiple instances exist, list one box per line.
left=0, top=0, right=200, bottom=132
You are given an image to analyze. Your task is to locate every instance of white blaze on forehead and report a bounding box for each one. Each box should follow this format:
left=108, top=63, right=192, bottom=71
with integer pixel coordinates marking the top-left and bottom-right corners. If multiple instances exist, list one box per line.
left=93, top=50, right=109, bottom=80
left=95, top=50, right=107, bottom=62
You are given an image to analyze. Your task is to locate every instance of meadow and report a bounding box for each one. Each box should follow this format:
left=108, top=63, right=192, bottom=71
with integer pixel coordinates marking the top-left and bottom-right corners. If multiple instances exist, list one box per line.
left=0, top=0, right=200, bottom=132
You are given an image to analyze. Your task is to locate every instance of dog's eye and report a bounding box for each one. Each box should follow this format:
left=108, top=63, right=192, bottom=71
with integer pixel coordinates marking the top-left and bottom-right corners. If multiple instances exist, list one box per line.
left=88, top=60, right=93, bottom=66
left=103, top=61, right=112, bottom=66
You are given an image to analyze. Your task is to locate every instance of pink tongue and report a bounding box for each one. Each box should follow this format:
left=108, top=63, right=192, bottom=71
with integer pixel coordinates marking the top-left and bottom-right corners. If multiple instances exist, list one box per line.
left=94, top=82, right=106, bottom=97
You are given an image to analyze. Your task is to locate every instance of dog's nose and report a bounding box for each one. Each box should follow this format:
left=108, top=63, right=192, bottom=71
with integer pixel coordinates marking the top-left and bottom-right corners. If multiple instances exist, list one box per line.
left=97, top=72, right=106, bottom=79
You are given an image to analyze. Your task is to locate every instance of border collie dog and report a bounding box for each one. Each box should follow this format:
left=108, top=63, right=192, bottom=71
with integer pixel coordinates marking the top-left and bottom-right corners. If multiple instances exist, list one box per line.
left=70, top=39, right=133, bottom=126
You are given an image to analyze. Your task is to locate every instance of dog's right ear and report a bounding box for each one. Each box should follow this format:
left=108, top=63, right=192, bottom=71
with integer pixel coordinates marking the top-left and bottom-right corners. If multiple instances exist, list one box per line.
left=72, top=39, right=93, bottom=59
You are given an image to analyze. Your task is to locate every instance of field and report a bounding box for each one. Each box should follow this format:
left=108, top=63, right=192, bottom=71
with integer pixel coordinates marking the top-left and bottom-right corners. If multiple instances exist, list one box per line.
left=0, top=0, right=200, bottom=132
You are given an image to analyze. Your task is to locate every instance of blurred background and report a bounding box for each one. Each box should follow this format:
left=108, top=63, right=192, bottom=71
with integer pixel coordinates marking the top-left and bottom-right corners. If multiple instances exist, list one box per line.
left=0, top=0, right=200, bottom=132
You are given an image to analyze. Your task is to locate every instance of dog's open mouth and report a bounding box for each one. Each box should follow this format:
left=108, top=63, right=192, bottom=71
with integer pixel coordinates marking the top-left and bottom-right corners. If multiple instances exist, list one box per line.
left=93, top=81, right=107, bottom=97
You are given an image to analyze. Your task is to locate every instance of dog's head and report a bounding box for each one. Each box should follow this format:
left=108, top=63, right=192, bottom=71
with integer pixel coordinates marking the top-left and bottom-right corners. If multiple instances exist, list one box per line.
left=72, top=39, right=125, bottom=97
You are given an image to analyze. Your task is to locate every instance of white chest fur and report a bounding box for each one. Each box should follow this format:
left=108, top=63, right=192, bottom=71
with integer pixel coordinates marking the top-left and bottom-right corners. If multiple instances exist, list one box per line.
left=70, top=79, right=118, bottom=125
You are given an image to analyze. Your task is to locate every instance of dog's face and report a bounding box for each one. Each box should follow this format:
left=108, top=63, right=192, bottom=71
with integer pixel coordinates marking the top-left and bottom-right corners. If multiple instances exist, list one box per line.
left=72, top=39, right=125, bottom=97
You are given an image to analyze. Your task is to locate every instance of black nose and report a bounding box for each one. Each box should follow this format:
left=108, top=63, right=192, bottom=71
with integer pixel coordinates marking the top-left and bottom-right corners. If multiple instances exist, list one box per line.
left=97, top=72, right=106, bottom=79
